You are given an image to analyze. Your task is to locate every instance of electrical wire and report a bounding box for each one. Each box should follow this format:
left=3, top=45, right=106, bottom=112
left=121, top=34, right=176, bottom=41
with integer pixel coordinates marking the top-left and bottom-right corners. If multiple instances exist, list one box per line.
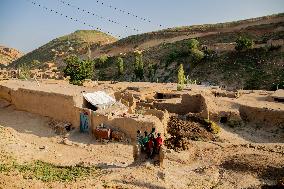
left=58, top=0, right=139, bottom=33
left=94, top=0, right=164, bottom=28
left=26, top=0, right=122, bottom=38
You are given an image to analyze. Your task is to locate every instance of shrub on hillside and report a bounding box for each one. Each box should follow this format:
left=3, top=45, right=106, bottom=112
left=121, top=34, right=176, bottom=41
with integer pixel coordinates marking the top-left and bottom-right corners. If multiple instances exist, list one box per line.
left=177, top=64, right=186, bottom=91
left=190, top=48, right=205, bottom=62
left=188, top=39, right=205, bottom=62
left=134, top=51, right=144, bottom=80
left=188, top=39, right=199, bottom=50
left=63, top=55, right=94, bottom=85
left=116, top=57, right=124, bottom=76
left=235, top=36, right=254, bottom=51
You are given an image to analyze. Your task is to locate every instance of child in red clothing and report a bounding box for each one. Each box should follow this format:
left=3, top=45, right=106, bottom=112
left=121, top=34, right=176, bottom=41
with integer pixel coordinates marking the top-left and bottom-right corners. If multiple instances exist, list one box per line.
left=155, top=133, right=163, bottom=154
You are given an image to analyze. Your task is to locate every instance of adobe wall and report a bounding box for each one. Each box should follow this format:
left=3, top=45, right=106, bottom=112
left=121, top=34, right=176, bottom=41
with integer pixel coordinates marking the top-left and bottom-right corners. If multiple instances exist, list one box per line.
left=91, top=113, right=165, bottom=140
left=0, top=86, right=81, bottom=127
left=0, top=85, right=12, bottom=102
left=239, top=105, right=284, bottom=126
left=153, top=93, right=205, bottom=115
left=114, top=91, right=137, bottom=113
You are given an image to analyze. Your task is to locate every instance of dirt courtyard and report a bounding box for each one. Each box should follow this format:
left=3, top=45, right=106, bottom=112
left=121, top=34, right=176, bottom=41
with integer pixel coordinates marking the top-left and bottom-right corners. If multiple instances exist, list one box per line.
left=0, top=103, right=283, bottom=189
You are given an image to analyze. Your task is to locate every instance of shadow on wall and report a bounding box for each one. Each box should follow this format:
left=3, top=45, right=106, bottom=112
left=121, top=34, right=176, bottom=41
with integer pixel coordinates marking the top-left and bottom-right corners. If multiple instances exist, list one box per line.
left=153, top=93, right=206, bottom=115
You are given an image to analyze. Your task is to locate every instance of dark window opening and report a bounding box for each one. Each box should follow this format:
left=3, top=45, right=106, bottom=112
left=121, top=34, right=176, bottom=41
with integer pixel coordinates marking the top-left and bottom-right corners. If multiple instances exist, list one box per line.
left=274, top=98, right=284, bottom=103
left=156, top=93, right=164, bottom=99
left=220, top=116, right=228, bottom=123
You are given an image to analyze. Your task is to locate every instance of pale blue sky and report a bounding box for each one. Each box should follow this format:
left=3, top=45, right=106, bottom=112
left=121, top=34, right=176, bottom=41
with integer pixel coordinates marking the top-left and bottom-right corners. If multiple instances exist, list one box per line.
left=0, top=0, right=283, bottom=53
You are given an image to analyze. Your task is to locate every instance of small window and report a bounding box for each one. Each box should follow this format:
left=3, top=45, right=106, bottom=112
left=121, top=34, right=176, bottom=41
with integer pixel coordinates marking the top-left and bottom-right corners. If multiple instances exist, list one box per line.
left=220, top=116, right=228, bottom=123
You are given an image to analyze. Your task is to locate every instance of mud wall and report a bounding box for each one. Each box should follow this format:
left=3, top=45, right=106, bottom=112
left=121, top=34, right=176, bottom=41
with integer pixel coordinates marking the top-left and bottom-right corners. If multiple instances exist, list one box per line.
left=0, top=87, right=80, bottom=127
left=0, top=85, right=12, bottom=101
left=153, top=93, right=206, bottom=115
left=239, top=105, right=284, bottom=126
left=91, top=113, right=165, bottom=140
left=144, top=109, right=169, bottom=135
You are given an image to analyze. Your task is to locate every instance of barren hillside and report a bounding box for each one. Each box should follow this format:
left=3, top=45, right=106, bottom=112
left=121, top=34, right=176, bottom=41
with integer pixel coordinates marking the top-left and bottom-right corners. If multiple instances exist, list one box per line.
left=0, top=46, right=23, bottom=67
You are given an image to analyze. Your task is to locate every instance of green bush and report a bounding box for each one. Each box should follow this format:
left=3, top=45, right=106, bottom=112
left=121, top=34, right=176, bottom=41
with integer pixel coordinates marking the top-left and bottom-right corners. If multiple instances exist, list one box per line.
left=188, top=39, right=204, bottom=62
left=63, top=55, right=94, bottom=85
left=235, top=36, right=254, bottom=51
left=190, top=48, right=204, bottom=62
left=205, top=119, right=221, bottom=134
left=188, top=39, right=199, bottom=50
left=116, top=57, right=124, bottom=76
left=134, top=51, right=144, bottom=80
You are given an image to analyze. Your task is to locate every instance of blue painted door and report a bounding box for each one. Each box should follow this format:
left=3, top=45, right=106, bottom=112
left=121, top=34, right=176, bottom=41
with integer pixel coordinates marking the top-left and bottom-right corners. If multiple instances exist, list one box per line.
left=80, top=112, right=89, bottom=132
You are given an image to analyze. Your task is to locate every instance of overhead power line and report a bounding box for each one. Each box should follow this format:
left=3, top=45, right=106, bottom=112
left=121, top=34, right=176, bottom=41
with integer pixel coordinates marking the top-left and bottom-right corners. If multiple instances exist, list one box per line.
left=93, top=0, right=164, bottom=28
left=58, top=0, right=140, bottom=33
left=26, top=0, right=121, bottom=38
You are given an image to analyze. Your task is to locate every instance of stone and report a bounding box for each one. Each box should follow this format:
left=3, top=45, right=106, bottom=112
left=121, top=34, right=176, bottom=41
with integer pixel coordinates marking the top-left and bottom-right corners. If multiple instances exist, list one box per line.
left=39, top=146, right=46, bottom=150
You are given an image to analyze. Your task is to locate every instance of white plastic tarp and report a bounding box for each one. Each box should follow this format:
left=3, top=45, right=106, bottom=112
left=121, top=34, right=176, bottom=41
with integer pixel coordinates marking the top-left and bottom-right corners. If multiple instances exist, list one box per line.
left=83, top=91, right=115, bottom=107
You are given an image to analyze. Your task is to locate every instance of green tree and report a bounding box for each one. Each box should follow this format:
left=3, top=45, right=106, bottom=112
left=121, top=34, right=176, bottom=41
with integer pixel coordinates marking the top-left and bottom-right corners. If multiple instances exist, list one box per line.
left=235, top=36, right=254, bottom=51
left=63, top=55, right=94, bottom=85
left=191, top=48, right=204, bottom=62
left=134, top=51, right=144, bottom=80
left=188, top=39, right=199, bottom=50
left=116, top=57, right=124, bottom=75
left=177, top=64, right=186, bottom=91
left=188, top=39, right=204, bottom=61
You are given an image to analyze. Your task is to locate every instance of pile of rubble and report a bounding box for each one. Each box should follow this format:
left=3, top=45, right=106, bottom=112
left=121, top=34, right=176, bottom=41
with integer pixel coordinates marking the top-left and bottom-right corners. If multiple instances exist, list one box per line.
left=48, top=119, right=73, bottom=135
left=165, top=116, right=216, bottom=151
